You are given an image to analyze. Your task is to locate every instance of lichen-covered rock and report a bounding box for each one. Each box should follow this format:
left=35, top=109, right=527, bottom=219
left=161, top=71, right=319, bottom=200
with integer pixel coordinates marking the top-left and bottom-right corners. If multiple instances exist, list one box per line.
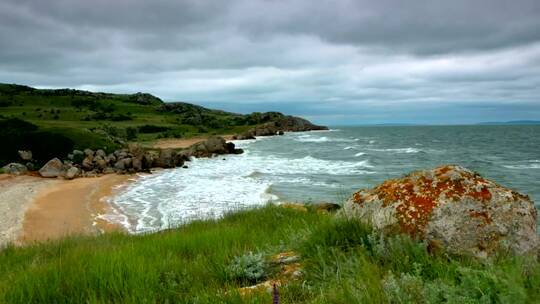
left=39, top=158, right=64, bottom=178
left=2, top=163, right=28, bottom=175
left=342, top=165, right=539, bottom=257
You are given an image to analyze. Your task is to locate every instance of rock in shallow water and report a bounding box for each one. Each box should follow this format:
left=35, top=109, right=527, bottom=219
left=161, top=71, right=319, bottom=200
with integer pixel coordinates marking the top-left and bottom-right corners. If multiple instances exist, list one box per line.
left=342, top=165, right=539, bottom=257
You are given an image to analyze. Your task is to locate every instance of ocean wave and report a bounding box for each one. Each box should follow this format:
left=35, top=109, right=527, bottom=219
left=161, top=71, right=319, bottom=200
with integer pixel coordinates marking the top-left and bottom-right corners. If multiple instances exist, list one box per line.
left=294, top=135, right=358, bottom=143
left=369, top=147, right=421, bottom=153
left=504, top=163, right=540, bottom=169
left=104, top=152, right=374, bottom=233
left=354, top=152, right=366, bottom=157
left=344, top=146, right=354, bottom=150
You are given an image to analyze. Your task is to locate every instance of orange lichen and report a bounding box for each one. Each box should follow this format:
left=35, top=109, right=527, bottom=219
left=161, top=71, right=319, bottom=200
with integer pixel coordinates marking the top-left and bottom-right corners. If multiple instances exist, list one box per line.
left=469, top=210, right=493, bottom=224
left=352, top=191, right=364, bottom=204
left=360, top=165, right=497, bottom=236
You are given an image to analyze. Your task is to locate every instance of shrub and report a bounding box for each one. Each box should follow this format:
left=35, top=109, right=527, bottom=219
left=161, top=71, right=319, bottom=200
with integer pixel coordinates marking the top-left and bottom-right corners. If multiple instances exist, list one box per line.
left=228, top=252, right=267, bottom=284
left=138, top=125, right=171, bottom=133
left=125, top=127, right=138, bottom=140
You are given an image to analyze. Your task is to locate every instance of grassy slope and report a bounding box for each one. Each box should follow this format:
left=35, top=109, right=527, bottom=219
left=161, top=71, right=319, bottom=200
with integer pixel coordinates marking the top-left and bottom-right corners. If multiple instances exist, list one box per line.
left=0, top=83, right=254, bottom=141
left=1, top=205, right=538, bottom=303
left=0, top=83, right=284, bottom=165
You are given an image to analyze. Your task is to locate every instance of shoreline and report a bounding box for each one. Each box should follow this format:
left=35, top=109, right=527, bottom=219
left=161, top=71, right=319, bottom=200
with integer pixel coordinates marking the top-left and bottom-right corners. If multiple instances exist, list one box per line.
left=18, top=174, right=134, bottom=245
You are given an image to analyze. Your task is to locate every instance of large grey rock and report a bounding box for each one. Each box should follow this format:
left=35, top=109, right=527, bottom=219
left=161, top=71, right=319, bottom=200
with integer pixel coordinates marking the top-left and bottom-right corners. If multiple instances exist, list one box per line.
left=132, top=156, right=143, bottom=171
left=65, top=166, right=80, bottom=180
left=94, top=155, right=108, bottom=170
left=142, top=151, right=158, bottom=168
left=2, top=163, right=28, bottom=175
left=155, top=149, right=176, bottom=168
left=105, top=153, right=117, bottom=165
left=186, top=136, right=240, bottom=158
left=18, top=150, right=32, bottom=161
left=83, top=148, right=94, bottom=157
left=95, top=149, right=106, bottom=158
left=39, top=158, right=64, bottom=178
left=114, top=158, right=132, bottom=170
left=82, top=156, right=94, bottom=171
left=341, top=165, right=540, bottom=258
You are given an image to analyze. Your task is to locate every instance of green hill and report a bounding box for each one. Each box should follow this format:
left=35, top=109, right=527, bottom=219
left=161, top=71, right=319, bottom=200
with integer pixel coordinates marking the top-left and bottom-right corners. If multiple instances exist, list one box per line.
left=0, top=83, right=287, bottom=165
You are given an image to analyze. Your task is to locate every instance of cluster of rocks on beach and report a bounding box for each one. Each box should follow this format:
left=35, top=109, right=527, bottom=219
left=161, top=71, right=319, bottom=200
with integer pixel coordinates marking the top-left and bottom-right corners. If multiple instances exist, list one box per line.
left=2, top=116, right=328, bottom=180
left=3, top=136, right=242, bottom=179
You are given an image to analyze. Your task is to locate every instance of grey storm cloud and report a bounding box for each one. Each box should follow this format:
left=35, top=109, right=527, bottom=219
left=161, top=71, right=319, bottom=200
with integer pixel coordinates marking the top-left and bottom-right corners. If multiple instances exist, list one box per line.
left=0, top=0, right=539, bottom=124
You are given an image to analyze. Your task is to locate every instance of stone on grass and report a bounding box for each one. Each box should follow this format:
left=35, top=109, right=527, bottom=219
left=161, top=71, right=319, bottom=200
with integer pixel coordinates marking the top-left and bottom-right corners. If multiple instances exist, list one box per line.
left=342, top=165, right=539, bottom=258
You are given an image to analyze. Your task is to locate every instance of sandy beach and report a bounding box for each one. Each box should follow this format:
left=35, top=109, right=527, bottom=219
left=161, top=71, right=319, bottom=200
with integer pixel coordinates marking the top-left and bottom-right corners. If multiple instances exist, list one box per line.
left=0, top=175, right=60, bottom=247
left=0, top=174, right=134, bottom=247
left=152, top=135, right=235, bottom=149
left=19, top=174, right=134, bottom=244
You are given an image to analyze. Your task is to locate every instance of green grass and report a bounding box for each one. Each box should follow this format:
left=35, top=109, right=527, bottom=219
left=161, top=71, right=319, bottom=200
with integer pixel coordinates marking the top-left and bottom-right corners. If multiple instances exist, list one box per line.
left=0, top=83, right=286, bottom=165
left=1, top=205, right=539, bottom=303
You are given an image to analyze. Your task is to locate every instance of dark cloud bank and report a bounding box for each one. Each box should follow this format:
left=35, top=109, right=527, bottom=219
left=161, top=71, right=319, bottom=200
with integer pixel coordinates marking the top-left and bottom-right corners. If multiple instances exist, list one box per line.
left=1, top=0, right=539, bottom=124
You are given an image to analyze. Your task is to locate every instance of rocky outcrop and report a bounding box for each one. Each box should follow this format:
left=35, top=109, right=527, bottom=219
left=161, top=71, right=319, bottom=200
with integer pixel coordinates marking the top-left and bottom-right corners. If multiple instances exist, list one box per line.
left=233, top=116, right=328, bottom=140
left=184, top=136, right=243, bottom=157
left=342, top=165, right=539, bottom=257
left=24, top=136, right=242, bottom=179
left=2, top=163, right=28, bottom=175
left=38, top=158, right=64, bottom=178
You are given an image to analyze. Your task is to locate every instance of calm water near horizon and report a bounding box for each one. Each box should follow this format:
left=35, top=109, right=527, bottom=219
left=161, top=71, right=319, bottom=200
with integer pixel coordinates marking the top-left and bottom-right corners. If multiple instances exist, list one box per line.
left=105, top=125, right=540, bottom=233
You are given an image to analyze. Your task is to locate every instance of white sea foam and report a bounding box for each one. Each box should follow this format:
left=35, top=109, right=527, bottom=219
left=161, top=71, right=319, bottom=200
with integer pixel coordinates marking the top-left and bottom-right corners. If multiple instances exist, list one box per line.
left=369, top=147, right=421, bottom=153
left=294, top=135, right=358, bottom=143
left=344, top=146, right=354, bottom=150
left=354, top=152, right=366, bottom=157
left=503, top=163, right=540, bottom=170
left=105, top=147, right=374, bottom=233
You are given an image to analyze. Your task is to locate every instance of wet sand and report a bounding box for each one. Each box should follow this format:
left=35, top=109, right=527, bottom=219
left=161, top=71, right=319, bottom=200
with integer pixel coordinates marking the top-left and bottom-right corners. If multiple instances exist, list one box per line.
left=17, top=174, right=133, bottom=245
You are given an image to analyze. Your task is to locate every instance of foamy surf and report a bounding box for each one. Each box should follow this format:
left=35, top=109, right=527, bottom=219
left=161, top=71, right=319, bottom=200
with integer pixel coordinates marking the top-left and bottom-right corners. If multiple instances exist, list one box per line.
left=103, top=138, right=375, bottom=233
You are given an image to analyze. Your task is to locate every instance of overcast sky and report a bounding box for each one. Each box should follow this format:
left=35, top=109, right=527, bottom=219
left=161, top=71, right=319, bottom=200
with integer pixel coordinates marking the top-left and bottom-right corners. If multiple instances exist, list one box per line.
left=1, top=0, right=539, bottom=125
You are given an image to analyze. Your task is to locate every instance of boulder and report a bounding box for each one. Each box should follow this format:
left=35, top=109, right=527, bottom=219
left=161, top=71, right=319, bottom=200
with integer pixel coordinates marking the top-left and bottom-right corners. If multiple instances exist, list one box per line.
left=155, top=149, right=176, bottom=168
left=18, top=150, right=32, bottom=161
left=186, top=136, right=240, bottom=158
left=114, top=158, right=132, bottom=171
left=94, top=156, right=108, bottom=170
left=39, top=158, right=64, bottom=178
left=341, top=165, right=540, bottom=257
left=132, top=156, right=143, bottom=171
left=233, top=133, right=255, bottom=140
left=65, top=166, right=80, bottom=180
left=95, top=149, right=106, bottom=158
left=106, top=153, right=117, bottom=165
left=142, top=151, right=158, bottom=168
left=72, top=150, right=85, bottom=164
left=25, top=162, right=34, bottom=171
left=83, top=148, right=94, bottom=157
left=82, top=156, right=94, bottom=171
left=2, top=163, right=28, bottom=175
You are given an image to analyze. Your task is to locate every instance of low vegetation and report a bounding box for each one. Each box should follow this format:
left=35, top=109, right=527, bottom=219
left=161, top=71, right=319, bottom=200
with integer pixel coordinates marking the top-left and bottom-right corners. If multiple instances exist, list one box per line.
left=1, top=205, right=538, bottom=303
left=0, top=83, right=287, bottom=165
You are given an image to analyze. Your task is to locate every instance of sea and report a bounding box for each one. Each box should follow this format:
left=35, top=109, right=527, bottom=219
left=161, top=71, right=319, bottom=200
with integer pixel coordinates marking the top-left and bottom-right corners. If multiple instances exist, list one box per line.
left=102, top=125, right=540, bottom=233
